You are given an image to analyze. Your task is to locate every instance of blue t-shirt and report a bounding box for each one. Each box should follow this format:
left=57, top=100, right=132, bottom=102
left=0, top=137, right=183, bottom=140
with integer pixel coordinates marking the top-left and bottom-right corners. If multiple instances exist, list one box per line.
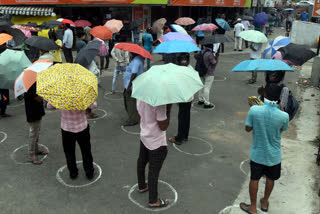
left=301, top=12, right=309, bottom=21
left=245, top=100, right=289, bottom=166
left=142, top=33, right=153, bottom=52
left=123, top=55, right=144, bottom=89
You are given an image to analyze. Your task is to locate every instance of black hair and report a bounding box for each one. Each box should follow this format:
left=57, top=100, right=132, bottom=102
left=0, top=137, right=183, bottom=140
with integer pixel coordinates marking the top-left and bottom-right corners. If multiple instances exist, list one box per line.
left=77, top=31, right=85, bottom=38
left=0, top=44, right=6, bottom=54
left=265, top=83, right=282, bottom=102
left=265, top=71, right=285, bottom=84
left=175, top=53, right=190, bottom=66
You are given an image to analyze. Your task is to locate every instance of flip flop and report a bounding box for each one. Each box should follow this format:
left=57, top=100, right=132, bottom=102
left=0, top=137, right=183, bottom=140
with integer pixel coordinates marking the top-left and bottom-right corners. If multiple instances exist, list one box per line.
left=168, top=137, right=182, bottom=145
left=36, top=150, right=48, bottom=155
left=138, top=185, right=149, bottom=193
left=260, top=198, right=269, bottom=212
left=239, top=203, right=254, bottom=214
left=27, top=158, right=43, bottom=165
left=149, top=199, right=169, bottom=208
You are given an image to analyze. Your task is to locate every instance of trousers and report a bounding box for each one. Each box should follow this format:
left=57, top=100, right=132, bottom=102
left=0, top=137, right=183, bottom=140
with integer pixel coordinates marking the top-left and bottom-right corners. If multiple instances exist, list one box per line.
left=123, top=89, right=139, bottom=124
left=28, top=120, right=41, bottom=157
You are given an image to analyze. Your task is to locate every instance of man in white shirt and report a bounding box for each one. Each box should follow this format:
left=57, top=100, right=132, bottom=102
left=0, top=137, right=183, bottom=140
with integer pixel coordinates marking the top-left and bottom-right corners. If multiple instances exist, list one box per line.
left=234, top=18, right=245, bottom=51
left=248, top=42, right=262, bottom=84
left=62, top=24, right=74, bottom=63
left=241, top=19, right=250, bottom=48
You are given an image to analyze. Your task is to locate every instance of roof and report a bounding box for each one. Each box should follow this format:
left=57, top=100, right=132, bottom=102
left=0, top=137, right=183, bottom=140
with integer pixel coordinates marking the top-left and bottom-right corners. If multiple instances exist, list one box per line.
left=0, top=6, right=54, bottom=16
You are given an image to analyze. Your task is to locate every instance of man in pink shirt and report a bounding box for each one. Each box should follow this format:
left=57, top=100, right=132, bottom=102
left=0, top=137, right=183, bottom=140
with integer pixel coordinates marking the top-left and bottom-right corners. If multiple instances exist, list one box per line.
left=47, top=101, right=97, bottom=180
left=136, top=99, right=171, bottom=208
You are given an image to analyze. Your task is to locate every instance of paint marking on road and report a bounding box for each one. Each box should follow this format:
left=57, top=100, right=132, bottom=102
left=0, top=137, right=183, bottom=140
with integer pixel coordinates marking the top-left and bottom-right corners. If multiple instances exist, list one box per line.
left=214, top=76, right=227, bottom=82
left=218, top=205, right=240, bottom=214
left=121, top=125, right=140, bottom=135
left=11, top=144, right=49, bottom=164
left=239, top=159, right=250, bottom=175
left=87, top=109, right=108, bottom=121
left=172, top=136, right=213, bottom=156
left=0, top=131, right=7, bottom=144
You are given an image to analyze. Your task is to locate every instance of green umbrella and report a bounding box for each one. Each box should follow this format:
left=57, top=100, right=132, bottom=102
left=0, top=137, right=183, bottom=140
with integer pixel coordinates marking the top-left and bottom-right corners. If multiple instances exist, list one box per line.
left=132, top=63, right=203, bottom=107
left=0, top=49, right=31, bottom=89
left=239, top=30, right=268, bottom=43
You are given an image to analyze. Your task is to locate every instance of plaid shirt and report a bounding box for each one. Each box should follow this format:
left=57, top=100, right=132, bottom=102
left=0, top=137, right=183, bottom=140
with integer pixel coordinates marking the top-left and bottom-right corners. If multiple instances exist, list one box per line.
left=47, top=101, right=97, bottom=133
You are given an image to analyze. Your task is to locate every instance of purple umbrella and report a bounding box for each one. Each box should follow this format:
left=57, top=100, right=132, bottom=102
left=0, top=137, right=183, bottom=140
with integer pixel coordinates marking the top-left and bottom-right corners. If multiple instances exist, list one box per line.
left=158, top=32, right=196, bottom=44
left=253, top=12, right=268, bottom=27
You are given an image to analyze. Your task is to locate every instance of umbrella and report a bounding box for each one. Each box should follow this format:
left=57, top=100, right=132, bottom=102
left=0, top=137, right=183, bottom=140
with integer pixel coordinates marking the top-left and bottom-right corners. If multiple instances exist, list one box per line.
left=0, top=49, right=31, bottom=89
left=75, top=20, right=92, bottom=27
left=21, top=29, right=31, bottom=38
left=152, top=18, right=167, bottom=32
left=175, top=17, right=195, bottom=26
left=104, top=19, right=123, bottom=33
left=199, top=35, right=234, bottom=45
left=253, top=12, right=268, bottom=27
left=0, top=33, right=13, bottom=45
left=129, top=18, right=144, bottom=30
left=268, top=14, right=274, bottom=21
left=239, top=30, right=268, bottom=43
left=132, top=63, right=203, bottom=107
left=114, top=43, right=153, bottom=60
left=40, top=21, right=61, bottom=29
left=23, top=22, right=38, bottom=27
left=12, top=24, right=40, bottom=32
left=158, top=32, right=195, bottom=44
left=153, top=40, right=200, bottom=54
left=170, top=24, right=188, bottom=35
left=90, top=26, right=112, bottom=40
left=56, top=18, right=75, bottom=27
left=215, top=18, right=231, bottom=31
left=241, top=15, right=254, bottom=21
left=278, top=43, right=316, bottom=66
left=283, top=8, right=294, bottom=11
left=0, top=26, right=26, bottom=46
left=263, top=36, right=291, bottom=59
left=24, top=36, right=58, bottom=51
left=192, top=23, right=218, bottom=32
left=36, top=63, right=98, bottom=110
left=272, top=51, right=296, bottom=66
left=231, top=59, right=294, bottom=72
left=14, top=59, right=52, bottom=98
left=74, top=40, right=101, bottom=69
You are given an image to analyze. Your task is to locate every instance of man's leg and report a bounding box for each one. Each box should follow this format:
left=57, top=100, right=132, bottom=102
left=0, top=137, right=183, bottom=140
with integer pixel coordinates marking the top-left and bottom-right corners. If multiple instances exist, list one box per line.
left=100, top=56, right=104, bottom=70
left=112, top=67, right=120, bottom=92
left=105, top=55, right=110, bottom=69
left=61, top=129, right=78, bottom=177
left=126, top=95, right=139, bottom=124
left=239, top=38, right=243, bottom=51
left=234, top=37, right=238, bottom=50
left=68, top=48, right=73, bottom=63
left=203, top=75, right=215, bottom=105
left=198, top=77, right=205, bottom=103
left=245, top=40, right=249, bottom=49
left=220, top=43, right=224, bottom=53
left=248, top=179, right=259, bottom=213
left=260, top=177, right=275, bottom=210
left=176, top=102, right=191, bottom=142
left=137, top=141, right=149, bottom=190
left=28, top=120, right=41, bottom=160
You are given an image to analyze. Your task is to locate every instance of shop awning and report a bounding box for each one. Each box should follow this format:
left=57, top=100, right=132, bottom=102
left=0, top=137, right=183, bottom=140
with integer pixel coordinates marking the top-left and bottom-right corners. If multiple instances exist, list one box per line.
left=0, top=6, right=54, bottom=16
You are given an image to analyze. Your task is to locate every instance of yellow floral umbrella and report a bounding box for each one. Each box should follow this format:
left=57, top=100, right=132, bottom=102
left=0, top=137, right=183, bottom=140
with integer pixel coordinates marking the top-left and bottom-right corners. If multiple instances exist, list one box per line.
left=36, top=63, right=98, bottom=110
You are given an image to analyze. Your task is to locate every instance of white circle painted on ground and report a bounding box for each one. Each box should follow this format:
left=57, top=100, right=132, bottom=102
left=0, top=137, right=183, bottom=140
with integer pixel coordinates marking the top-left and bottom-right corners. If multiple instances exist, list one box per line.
left=104, top=91, right=123, bottom=100
left=218, top=205, right=240, bottom=214
left=172, top=136, right=213, bottom=156
left=239, top=159, right=288, bottom=178
left=121, top=125, right=140, bottom=135
left=191, top=102, right=215, bottom=111
left=87, top=109, right=108, bottom=121
left=11, top=144, right=49, bottom=164
left=128, top=180, right=178, bottom=212
left=56, top=161, right=102, bottom=188
left=0, top=131, right=7, bottom=144
left=214, top=76, right=227, bottom=82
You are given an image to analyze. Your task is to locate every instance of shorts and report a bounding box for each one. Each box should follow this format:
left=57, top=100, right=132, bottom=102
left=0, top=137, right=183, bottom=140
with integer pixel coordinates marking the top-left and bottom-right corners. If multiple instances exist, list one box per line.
left=250, top=160, right=281, bottom=181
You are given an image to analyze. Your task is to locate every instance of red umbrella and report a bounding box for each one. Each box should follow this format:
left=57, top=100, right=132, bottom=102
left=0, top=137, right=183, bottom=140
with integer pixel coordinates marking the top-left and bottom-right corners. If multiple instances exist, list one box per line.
left=56, top=18, right=75, bottom=27
left=90, top=26, right=112, bottom=40
left=74, top=20, right=92, bottom=27
left=115, top=43, right=153, bottom=60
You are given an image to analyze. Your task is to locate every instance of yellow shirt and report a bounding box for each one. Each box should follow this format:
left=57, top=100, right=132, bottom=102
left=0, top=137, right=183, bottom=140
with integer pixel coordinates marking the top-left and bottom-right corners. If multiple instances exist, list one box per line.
left=50, top=40, right=62, bottom=63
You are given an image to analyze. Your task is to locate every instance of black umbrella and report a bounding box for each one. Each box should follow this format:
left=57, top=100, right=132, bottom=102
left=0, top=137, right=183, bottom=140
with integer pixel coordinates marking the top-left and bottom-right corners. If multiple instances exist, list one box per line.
left=241, top=15, right=254, bottom=21
left=74, top=40, right=101, bottom=69
left=23, top=22, right=38, bottom=27
left=268, top=14, right=274, bottom=21
left=129, top=18, right=144, bottom=30
left=24, top=36, right=58, bottom=51
left=200, top=35, right=234, bottom=45
left=40, top=20, right=61, bottom=29
left=278, top=43, right=316, bottom=66
left=0, top=26, right=26, bottom=46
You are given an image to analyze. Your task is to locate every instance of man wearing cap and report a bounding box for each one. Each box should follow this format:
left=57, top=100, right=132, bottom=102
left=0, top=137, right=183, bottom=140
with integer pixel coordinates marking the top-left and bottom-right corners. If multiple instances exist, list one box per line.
left=234, top=18, right=245, bottom=51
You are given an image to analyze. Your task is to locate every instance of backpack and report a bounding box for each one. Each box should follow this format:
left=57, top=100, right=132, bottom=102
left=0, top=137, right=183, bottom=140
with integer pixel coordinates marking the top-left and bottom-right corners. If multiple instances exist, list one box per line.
left=280, top=84, right=299, bottom=121
left=195, top=49, right=211, bottom=77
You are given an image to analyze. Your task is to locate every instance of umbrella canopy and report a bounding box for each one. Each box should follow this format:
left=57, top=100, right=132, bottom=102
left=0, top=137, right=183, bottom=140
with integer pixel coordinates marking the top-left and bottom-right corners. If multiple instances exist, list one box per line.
left=192, top=23, right=218, bottom=32
left=57, top=18, right=75, bottom=27
left=14, top=59, right=52, bottom=98
left=170, top=24, right=188, bottom=35
left=0, top=49, right=31, bottom=89
left=231, top=59, right=294, bottom=72
left=215, top=18, right=231, bottom=31
left=272, top=51, right=296, bottom=66
left=263, top=36, right=291, bottom=59
left=74, top=40, right=101, bottom=69
left=278, top=43, right=316, bottom=66
left=239, top=30, right=268, bottom=43
left=114, top=43, right=153, bottom=60
left=21, top=29, right=31, bottom=38
left=158, top=32, right=195, bottom=44
left=175, top=17, right=195, bottom=26
left=153, top=40, right=200, bottom=54
left=0, top=33, right=13, bottom=45
left=104, top=19, right=123, bottom=33
left=25, top=36, right=58, bottom=51
left=152, top=18, right=167, bottom=32
left=283, top=8, right=294, bottom=11
left=0, top=26, right=26, bottom=46
left=37, top=63, right=98, bottom=110
left=129, top=18, right=144, bottom=30
left=90, top=26, right=112, bottom=40
left=75, top=20, right=92, bottom=27
left=253, top=12, right=268, bottom=27
left=268, top=14, right=274, bottom=21
left=40, top=21, right=61, bottom=29
left=12, top=24, right=40, bottom=32
left=132, top=63, right=203, bottom=107
left=199, top=34, right=234, bottom=45
left=241, top=15, right=254, bottom=21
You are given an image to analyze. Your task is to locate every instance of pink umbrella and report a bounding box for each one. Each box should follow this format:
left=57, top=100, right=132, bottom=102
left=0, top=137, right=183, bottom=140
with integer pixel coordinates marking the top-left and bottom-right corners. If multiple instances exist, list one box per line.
left=192, top=23, right=218, bottom=32
left=175, top=17, right=195, bottom=26
left=104, top=19, right=123, bottom=33
left=74, top=20, right=92, bottom=27
left=272, top=51, right=297, bottom=66
left=21, top=29, right=31, bottom=38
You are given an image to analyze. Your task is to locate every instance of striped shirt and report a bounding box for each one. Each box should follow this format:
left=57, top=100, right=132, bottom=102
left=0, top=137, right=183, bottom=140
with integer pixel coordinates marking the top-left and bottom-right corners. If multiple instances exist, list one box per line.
left=246, top=99, right=289, bottom=166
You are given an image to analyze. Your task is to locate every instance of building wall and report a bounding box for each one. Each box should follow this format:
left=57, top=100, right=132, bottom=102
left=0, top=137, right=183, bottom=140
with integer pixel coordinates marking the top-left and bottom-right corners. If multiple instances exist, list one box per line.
left=291, top=20, right=320, bottom=48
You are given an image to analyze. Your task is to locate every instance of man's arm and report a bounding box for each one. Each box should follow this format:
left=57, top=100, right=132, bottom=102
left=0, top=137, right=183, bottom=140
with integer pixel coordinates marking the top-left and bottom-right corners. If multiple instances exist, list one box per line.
left=157, top=105, right=169, bottom=131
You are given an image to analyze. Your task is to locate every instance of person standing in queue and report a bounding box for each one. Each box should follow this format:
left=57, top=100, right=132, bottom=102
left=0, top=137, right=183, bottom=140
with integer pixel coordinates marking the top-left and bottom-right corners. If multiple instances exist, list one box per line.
left=62, top=24, right=74, bottom=63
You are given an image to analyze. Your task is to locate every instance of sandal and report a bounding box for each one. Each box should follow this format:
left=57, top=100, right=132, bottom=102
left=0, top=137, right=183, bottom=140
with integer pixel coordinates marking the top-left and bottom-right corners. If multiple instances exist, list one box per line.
left=168, top=137, right=182, bottom=145
left=36, top=150, right=48, bottom=155
left=247, top=79, right=256, bottom=84
left=149, top=199, right=169, bottom=208
left=239, top=203, right=255, bottom=214
left=27, top=157, right=43, bottom=165
left=260, top=198, right=269, bottom=212
left=138, top=185, right=149, bottom=193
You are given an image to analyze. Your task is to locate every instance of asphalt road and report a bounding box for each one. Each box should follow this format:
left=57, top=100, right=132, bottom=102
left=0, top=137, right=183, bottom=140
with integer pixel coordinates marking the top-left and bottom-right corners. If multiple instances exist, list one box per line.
left=0, top=27, right=299, bottom=214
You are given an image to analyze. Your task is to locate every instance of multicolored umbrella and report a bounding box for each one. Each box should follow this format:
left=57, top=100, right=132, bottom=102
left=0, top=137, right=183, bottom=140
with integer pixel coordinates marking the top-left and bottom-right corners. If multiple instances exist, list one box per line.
left=132, top=63, right=203, bottom=107
left=90, top=26, right=113, bottom=40
left=263, top=36, right=291, bottom=59
left=152, top=18, right=167, bottom=32
left=114, top=43, right=153, bottom=60
left=21, top=29, right=31, bottom=38
left=272, top=51, right=296, bottom=66
left=170, top=24, right=188, bottom=35
left=104, top=19, right=123, bottom=33
left=175, top=17, right=195, bottom=26
left=192, top=23, right=218, bottom=32
left=253, top=12, right=268, bottom=27
left=158, top=32, right=195, bottom=44
left=0, top=33, right=13, bottom=45
left=14, top=59, right=52, bottom=98
left=231, top=59, right=294, bottom=72
left=74, top=20, right=92, bottom=27
left=36, top=63, right=98, bottom=110
left=0, top=25, right=26, bottom=46
left=56, top=18, right=75, bottom=27
left=153, top=40, right=200, bottom=54
left=278, top=43, right=316, bottom=66
left=12, top=24, right=40, bottom=32
left=215, top=18, right=231, bottom=31
left=239, top=30, right=268, bottom=43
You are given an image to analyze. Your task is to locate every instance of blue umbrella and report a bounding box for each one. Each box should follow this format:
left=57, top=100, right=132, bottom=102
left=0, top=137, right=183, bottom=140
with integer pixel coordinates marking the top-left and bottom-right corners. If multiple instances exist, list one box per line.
left=153, top=40, right=200, bottom=54
left=231, top=59, right=294, bottom=72
left=215, top=18, right=230, bottom=31
left=263, top=36, right=291, bottom=59
left=253, top=12, right=268, bottom=27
